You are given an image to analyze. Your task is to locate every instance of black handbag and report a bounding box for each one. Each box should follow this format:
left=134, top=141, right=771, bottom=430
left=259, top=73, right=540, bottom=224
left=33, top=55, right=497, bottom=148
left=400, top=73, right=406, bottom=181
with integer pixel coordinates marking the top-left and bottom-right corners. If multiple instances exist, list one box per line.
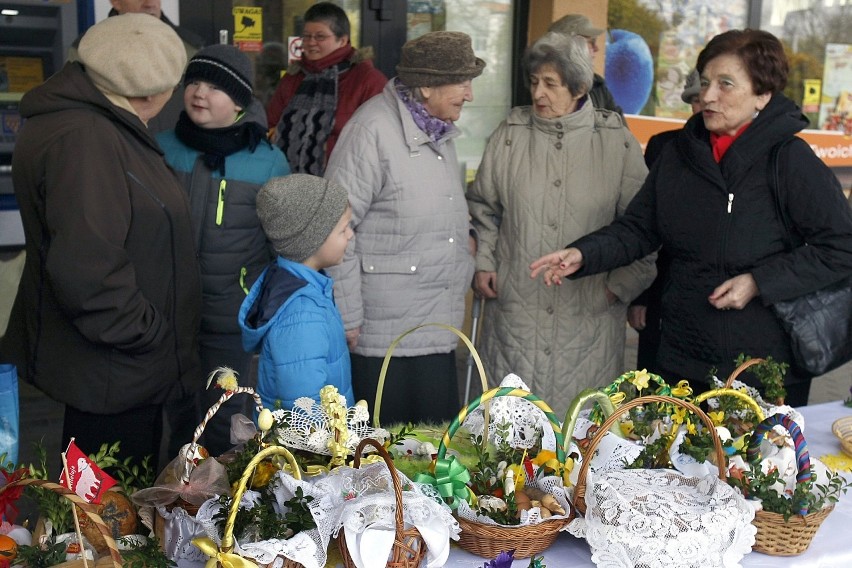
left=768, top=140, right=852, bottom=376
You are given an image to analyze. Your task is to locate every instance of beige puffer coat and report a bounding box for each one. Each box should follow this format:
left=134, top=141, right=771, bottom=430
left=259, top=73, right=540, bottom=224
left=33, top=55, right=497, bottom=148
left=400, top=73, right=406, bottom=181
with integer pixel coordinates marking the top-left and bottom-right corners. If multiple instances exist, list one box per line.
left=467, top=103, right=655, bottom=414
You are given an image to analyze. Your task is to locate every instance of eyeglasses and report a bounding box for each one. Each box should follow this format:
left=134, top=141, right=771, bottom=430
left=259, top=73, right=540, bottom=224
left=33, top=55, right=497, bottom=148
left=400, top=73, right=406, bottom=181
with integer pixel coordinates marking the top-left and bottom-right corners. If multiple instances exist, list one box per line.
left=301, top=33, right=334, bottom=43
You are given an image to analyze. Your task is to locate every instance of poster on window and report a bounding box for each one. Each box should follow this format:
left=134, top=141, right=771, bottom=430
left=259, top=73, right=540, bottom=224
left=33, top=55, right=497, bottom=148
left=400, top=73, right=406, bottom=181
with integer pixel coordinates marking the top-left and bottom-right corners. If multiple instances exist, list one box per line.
left=818, top=44, right=852, bottom=136
left=639, top=0, right=747, bottom=118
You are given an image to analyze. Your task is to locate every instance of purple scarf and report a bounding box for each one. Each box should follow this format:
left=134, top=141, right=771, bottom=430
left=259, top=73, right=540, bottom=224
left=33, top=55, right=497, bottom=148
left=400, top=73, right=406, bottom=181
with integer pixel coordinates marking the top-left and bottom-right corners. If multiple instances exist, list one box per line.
left=394, top=78, right=454, bottom=143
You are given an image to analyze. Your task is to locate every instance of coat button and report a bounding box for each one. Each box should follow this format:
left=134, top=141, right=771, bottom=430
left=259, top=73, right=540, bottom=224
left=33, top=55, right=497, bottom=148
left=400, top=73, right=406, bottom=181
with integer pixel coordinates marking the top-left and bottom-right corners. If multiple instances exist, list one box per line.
left=544, top=347, right=551, bottom=355
left=368, top=266, right=374, bottom=271
left=437, top=155, right=443, bottom=160
left=555, top=123, right=562, bottom=129
left=546, top=306, right=554, bottom=314
left=410, top=266, right=417, bottom=271
left=555, top=142, right=563, bottom=149
left=554, top=179, right=561, bottom=187
left=449, top=237, right=455, bottom=243
left=557, top=132, right=564, bottom=139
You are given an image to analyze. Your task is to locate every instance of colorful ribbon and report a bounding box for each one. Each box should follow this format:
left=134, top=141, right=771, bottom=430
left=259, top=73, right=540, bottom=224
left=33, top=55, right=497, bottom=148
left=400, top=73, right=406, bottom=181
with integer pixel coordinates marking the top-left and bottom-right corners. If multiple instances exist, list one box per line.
left=415, top=456, right=471, bottom=509
left=193, top=537, right=258, bottom=568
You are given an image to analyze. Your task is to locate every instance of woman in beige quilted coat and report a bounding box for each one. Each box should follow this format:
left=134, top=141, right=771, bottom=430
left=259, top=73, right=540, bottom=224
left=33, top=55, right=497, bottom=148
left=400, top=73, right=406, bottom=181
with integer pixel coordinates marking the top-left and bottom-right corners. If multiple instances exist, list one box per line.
left=467, top=32, right=655, bottom=414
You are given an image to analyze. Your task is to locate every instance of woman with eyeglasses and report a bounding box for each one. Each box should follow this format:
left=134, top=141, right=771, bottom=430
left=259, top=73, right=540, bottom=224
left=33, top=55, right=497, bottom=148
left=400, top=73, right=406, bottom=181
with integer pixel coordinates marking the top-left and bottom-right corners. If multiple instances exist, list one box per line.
left=266, top=2, right=386, bottom=175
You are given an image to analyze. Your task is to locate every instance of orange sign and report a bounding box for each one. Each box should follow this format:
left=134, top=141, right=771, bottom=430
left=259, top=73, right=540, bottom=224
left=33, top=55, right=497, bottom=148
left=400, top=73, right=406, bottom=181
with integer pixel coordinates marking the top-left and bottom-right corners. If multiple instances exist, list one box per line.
left=624, top=115, right=852, bottom=168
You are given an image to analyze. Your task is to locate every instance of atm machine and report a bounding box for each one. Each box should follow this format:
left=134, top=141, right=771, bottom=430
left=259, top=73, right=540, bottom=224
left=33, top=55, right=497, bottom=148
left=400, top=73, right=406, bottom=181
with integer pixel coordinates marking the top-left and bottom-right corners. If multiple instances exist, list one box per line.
left=0, top=0, right=76, bottom=250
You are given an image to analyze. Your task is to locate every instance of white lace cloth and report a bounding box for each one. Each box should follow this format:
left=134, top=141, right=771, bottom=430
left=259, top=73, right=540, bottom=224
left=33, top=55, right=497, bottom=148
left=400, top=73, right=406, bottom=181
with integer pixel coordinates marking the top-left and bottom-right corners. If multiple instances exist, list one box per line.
left=194, top=470, right=332, bottom=568
left=463, top=374, right=558, bottom=451
left=568, top=469, right=756, bottom=568
left=309, top=461, right=460, bottom=568
left=271, top=396, right=389, bottom=457
left=156, top=505, right=209, bottom=564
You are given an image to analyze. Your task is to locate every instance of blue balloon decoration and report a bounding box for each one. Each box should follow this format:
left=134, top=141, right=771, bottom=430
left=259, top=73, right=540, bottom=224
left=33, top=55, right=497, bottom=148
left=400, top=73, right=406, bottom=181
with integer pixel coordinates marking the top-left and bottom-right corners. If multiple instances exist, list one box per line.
left=605, top=29, right=654, bottom=115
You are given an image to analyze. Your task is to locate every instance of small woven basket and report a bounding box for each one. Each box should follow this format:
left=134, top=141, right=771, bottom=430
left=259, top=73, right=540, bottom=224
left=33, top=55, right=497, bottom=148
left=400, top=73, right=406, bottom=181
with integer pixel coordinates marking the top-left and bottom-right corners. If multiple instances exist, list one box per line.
left=573, top=395, right=727, bottom=515
left=748, top=413, right=833, bottom=556
left=336, top=438, right=428, bottom=568
left=0, top=479, right=123, bottom=567
left=437, top=387, right=573, bottom=559
left=832, top=415, right=852, bottom=458
left=194, top=445, right=305, bottom=568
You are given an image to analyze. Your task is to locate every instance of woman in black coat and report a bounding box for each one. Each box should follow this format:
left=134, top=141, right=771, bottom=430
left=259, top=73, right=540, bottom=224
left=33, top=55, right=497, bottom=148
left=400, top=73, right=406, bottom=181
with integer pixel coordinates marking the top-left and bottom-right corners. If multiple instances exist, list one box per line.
left=530, top=29, right=852, bottom=406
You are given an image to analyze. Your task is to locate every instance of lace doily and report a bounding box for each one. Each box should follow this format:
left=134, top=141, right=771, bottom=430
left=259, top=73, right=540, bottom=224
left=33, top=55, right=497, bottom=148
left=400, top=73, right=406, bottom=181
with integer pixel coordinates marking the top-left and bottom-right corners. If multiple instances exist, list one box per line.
left=309, top=461, right=460, bottom=568
left=272, top=395, right=389, bottom=458
left=462, top=374, right=558, bottom=451
left=155, top=506, right=209, bottom=563
left=565, top=415, right=643, bottom=487
left=194, top=469, right=332, bottom=568
left=568, top=469, right=756, bottom=568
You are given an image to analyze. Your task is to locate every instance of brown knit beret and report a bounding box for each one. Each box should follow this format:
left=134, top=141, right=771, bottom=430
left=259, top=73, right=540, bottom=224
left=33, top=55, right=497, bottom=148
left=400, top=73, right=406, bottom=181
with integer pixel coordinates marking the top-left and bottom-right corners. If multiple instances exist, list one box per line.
left=396, top=31, right=486, bottom=87
left=79, top=13, right=186, bottom=98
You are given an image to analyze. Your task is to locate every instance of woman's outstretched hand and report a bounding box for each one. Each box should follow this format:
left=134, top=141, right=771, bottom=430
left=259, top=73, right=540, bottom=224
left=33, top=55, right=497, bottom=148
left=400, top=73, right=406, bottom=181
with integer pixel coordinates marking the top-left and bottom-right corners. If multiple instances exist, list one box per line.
left=529, top=248, right=584, bottom=286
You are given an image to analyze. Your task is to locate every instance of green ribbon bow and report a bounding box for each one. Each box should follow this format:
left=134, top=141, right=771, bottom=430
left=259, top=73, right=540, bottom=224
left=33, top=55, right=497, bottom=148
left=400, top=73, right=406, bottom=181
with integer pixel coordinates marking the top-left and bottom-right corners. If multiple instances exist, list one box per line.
left=415, top=455, right=471, bottom=510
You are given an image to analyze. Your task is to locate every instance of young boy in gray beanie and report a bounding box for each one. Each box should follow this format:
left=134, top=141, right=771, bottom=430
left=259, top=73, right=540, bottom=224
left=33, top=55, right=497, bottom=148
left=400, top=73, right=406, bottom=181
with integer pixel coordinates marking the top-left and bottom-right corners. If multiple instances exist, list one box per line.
left=239, top=174, right=355, bottom=412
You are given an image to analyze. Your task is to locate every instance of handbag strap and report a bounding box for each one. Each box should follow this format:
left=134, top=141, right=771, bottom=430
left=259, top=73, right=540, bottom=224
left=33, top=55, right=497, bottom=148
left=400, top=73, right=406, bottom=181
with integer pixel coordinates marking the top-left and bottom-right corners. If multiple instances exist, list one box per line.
left=768, top=138, right=796, bottom=252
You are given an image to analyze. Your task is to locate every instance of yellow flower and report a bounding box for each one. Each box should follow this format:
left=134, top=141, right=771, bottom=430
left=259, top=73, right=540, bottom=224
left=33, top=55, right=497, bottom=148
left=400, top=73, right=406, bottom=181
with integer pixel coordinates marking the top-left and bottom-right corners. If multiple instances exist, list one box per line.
left=686, top=421, right=697, bottom=435
left=531, top=450, right=557, bottom=466
left=670, top=380, right=693, bottom=399
left=609, top=391, right=627, bottom=406
left=708, top=410, right=725, bottom=426
left=630, top=369, right=651, bottom=391
left=619, top=420, right=635, bottom=437
left=672, top=407, right=687, bottom=425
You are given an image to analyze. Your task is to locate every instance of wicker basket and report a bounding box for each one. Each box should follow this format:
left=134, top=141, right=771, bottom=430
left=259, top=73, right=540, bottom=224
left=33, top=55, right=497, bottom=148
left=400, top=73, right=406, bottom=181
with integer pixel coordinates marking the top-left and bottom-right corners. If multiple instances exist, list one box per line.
left=573, top=395, right=727, bottom=515
left=193, top=445, right=305, bottom=568
left=0, top=479, right=123, bottom=567
left=336, top=438, right=428, bottom=568
left=436, top=387, right=573, bottom=559
left=832, top=415, right=852, bottom=458
left=747, top=413, right=833, bottom=555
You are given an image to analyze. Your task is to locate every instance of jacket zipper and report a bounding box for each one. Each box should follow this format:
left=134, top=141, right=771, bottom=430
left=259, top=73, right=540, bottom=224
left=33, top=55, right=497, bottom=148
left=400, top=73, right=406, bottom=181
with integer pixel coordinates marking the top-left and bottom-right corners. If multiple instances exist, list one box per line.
left=727, top=193, right=734, bottom=213
left=216, top=179, right=226, bottom=225
left=720, top=191, right=734, bottom=357
left=240, top=266, right=249, bottom=295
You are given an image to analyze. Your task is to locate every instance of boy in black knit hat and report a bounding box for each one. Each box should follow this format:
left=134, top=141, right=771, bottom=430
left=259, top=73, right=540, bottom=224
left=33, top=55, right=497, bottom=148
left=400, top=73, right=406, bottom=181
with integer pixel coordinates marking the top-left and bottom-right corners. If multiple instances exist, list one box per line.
left=157, top=44, right=291, bottom=457
left=238, top=174, right=355, bottom=412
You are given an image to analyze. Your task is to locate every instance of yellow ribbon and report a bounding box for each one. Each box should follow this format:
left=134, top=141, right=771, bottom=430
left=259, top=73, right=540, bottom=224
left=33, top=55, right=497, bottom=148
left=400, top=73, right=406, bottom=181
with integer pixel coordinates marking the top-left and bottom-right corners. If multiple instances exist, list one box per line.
left=193, top=537, right=258, bottom=568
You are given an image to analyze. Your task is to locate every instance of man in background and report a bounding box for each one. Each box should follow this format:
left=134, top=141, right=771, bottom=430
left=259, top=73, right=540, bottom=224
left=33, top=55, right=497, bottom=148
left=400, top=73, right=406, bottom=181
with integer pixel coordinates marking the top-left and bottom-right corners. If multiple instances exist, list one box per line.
left=549, top=13, right=622, bottom=116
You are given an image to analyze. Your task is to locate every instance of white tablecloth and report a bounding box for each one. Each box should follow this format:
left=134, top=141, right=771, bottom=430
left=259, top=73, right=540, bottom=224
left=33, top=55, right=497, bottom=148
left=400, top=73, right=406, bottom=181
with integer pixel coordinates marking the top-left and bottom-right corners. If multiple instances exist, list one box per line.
left=443, top=400, right=852, bottom=568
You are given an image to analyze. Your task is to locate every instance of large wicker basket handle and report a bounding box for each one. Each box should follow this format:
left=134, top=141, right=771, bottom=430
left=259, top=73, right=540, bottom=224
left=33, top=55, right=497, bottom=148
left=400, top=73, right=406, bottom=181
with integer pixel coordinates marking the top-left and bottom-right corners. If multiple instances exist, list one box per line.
left=181, top=386, right=265, bottom=483
left=562, top=388, right=624, bottom=450
left=693, top=388, right=765, bottom=422
left=724, top=358, right=766, bottom=388
left=572, top=395, right=725, bottom=515
left=352, top=438, right=406, bottom=541
left=220, top=445, right=303, bottom=553
left=373, top=323, right=488, bottom=427
left=436, top=387, right=566, bottom=464
left=747, top=414, right=812, bottom=515
left=0, top=479, right=122, bottom=567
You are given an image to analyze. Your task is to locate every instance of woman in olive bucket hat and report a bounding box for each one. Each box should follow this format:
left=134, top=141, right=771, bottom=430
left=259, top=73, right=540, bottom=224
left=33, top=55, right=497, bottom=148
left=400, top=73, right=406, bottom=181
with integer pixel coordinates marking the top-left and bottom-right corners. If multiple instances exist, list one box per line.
left=324, top=31, right=485, bottom=424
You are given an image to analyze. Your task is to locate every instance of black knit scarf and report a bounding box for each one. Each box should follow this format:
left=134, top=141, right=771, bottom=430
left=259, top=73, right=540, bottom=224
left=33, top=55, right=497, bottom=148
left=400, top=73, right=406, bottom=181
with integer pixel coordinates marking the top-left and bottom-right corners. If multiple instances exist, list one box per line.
left=276, top=47, right=353, bottom=175
left=174, top=111, right=267, bottom=175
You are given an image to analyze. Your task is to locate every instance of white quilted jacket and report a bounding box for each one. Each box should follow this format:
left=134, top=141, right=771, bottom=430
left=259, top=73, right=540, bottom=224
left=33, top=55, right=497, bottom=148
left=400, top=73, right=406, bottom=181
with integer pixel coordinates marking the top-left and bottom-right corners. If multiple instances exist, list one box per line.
left=325, top=81, right=474, bottom=357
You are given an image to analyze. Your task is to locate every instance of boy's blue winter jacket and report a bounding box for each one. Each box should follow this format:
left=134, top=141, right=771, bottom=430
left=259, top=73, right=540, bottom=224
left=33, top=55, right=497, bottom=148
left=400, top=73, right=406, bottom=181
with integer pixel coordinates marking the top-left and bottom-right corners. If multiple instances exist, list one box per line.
left=239, top=256, right=354, bottom=410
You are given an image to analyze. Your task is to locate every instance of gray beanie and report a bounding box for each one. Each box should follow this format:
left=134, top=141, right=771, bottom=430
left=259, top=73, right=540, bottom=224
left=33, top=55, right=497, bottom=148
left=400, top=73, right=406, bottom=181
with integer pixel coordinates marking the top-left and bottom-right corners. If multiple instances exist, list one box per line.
left=79, top=13, right=186, bottom=98
left=257, top=174, right=349, bottom=262
left=681, top=69, right=701, bottom=103
left=396, top=31, right=486, bottom=87
left=185, top=44, right=254, bottom=108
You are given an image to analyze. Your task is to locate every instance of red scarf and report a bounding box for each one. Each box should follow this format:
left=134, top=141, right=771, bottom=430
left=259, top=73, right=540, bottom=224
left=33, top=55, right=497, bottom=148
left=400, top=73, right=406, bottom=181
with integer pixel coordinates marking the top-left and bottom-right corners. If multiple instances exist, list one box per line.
left=709, top=122, right=751, bottom=162
left=300, top=45, right=355, bottom=74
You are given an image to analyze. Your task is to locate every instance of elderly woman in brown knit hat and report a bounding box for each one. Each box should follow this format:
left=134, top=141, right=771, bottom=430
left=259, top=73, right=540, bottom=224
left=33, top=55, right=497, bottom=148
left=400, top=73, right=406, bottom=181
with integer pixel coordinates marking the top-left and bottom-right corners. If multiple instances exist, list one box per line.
left=324, top=31, right=485, bottom=424
left=2, top=13, right=202, bottom=468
